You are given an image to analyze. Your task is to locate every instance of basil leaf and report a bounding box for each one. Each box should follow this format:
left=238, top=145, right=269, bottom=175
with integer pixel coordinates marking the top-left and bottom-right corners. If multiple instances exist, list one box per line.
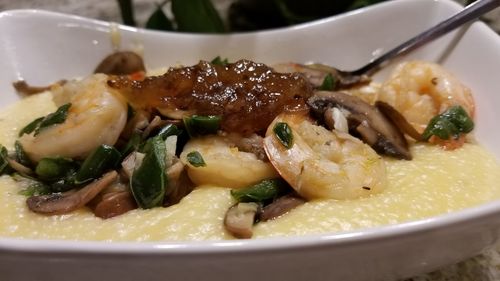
left=74, top=145, right=121, bottom=184
left=183, top=115, right=221, bottom=137
left=18, top=117, right=43, bottom=137
left=13, top=174, right=51, bottom=196
left=319, top=73, right=336, bottom=91
left=50, top=173, right=77, bottom=193
left=0, top=145, right=12, bottom=175
left=35, top=157, right=77, bottom=181
left=31, top=103, right=72, bottom=136
left=145, top=2, right=174, bottom=31
left=171, top=0, right=226, bottom=33
left=422, top=105, right=474, bottom=141
left=14, top=141, right=32, bottom=167
left=187, top=151, right=206, bottom=167
left=130, top=136, right=167, bottom=208
left=156, top=124, right=181, bottom=140
left=273, top=122, right=294, bottom=149
left=231, top=179, right=288, bottom=203
left=211, top=56, right=229, bottom=66
left=121, top=132, right=142, bottom=159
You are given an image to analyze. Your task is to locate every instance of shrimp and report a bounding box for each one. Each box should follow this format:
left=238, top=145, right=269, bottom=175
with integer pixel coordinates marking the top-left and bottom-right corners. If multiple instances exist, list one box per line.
left=19, top=74, right=128, bottom=162
left=378, top=61, right=475, bottom=133
left=263, top=113, right=387, bottom=200
left=180, top=135, right=279, bottom=188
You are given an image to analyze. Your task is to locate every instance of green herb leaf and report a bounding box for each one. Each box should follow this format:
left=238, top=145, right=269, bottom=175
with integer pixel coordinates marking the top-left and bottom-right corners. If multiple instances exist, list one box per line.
left=319, top=73, right=336, bottom=91
left=421, top=105, right=474, bottom=141
left=187, top=151, right=206, bottom=167
left=35, top=157, right=77, bottom=181
left=156, top=124, right=181, bottom=140
left=74, top=145, right=121, bottom=184
left=14, top=141, right=32, bottom=167
left=13, top=173, right=51, bottom=196
left=35, top=103, right=71, bottom=136
left=171, top=0, right=226, bottom=33
left=273, top=122, right=294, bottom=149
left=0, top=145, right=12, bottom=175
left=211, top=56, right=229, bottom=66
left=231, top=179, right=288, bottom=203
left=145, top=2, right=174, bottom=31
left=18, top=117, right=43, bottom=137
left=50, top=173, right=77, bottom=193
left=130, top=136, right=167, bottom=208
left=183, top=115, right=221, bottom=137
left=121, top=132, right=142, bottom=159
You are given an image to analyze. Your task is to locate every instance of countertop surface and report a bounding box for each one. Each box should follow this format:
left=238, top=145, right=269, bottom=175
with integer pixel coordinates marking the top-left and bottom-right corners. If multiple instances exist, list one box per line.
left=1, top=0, right=500, bottom=280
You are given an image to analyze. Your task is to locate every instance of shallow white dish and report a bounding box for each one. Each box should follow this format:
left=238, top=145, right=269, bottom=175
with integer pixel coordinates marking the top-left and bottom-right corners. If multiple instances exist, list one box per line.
left=1, top=0, right=500, bottom=280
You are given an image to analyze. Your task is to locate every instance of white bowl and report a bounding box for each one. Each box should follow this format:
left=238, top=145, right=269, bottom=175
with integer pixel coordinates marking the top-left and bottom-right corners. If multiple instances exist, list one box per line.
left=1, top=0, right=500, bottom=280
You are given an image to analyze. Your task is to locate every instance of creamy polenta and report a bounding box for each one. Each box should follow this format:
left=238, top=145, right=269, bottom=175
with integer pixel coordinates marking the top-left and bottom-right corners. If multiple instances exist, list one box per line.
left=0, top=93, right=499, bottom=241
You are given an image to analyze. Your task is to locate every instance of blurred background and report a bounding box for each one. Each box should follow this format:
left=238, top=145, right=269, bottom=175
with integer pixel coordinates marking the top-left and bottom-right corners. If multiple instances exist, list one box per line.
left=1, top=0, right=499, bottom=33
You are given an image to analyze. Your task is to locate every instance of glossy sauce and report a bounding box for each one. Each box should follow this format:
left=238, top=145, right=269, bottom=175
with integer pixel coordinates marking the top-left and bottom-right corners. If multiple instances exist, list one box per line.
left=108, top=60, right=313, bottom=135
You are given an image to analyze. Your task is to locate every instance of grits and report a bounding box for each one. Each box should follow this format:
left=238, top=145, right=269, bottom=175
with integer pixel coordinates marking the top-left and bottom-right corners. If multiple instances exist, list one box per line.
left=0, top=93, right=499, bottom=241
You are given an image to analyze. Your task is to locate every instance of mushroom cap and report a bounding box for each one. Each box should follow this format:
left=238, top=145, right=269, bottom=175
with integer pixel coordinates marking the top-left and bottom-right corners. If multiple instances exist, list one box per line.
left=307, top=91, right=412, bottom=160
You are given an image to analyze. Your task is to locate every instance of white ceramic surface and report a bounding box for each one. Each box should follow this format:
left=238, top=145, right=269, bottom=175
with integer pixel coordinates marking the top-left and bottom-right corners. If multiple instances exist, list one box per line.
left=1, top=0, right=500, bottom=280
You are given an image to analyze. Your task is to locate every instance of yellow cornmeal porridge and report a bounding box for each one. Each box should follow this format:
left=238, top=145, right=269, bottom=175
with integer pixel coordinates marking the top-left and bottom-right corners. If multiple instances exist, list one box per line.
left=0, top=93, right=499, bottom=241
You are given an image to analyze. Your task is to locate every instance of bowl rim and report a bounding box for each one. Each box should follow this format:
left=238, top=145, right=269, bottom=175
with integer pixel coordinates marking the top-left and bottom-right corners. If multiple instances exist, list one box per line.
left=1, top=0, right=499, bottom=255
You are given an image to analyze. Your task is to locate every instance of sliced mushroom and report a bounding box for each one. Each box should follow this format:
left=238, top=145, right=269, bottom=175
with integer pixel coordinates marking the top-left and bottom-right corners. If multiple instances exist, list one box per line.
left=94, top=51, right=146, bottom=75
left=308, top=91, right=412, bottom=160
left=260, top=194, right=305, bottom=222
left=163, top=161, right=194, bottom=207
left=224, top=202, right=260, bottom=239
left=142, top=115, right=169, bottom=139
left=94, top=191, right=137, bottom=219
left=6, top=158, right=34, bottom=176
left=121, top=152, right=145, bottom=180
left=272, top=63, right=370, bottom=89
left=27, top=171, right=118, bottom=215
left=120, top=109, right=151, bottom=139
left=375, top=101, right=421, bottom=141
left=12, top=79, right=66, bottom=95
left=224, top=133, right=268, bottom=161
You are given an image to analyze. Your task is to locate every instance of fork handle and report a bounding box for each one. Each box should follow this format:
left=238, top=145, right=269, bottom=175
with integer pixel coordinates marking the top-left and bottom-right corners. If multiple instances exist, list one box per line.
left=352, top=0, right=500, bottom=76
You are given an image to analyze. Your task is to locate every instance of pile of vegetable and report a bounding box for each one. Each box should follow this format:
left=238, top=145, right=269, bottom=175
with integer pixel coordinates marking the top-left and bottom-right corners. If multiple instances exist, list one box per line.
left=3, top=53, right=475, bottom=239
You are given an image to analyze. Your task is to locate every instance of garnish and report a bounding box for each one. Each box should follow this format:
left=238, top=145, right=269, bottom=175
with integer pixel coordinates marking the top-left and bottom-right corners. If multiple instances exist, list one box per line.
left=18, top=117, right=43, bottom=137
left=211, top=56, right=229, bottom=66
left=13, top=174, right=51, bottom=197
left=231, top=179, right=288, bottom=203
left=35, top=103, right=72, bottom=136
left=319, top=73, right=336, bottom=91
left=74, top=145, right=121, bottom=184
left=187, top=151, right=206, bottom=167
left=183, top=115, right=221, bottom=137
left=14, top=141, right=32, bottom=167
left=34, top=157, right=77, bottom=182
left=130, top=136, right=167, bottom=209
left=273, top=122, right=294, bottom=149
left=0, top=145, right=12, bottom=175
left=19, top=103, right=72, bottom=137
left=421, top=105, right=474, bottom=141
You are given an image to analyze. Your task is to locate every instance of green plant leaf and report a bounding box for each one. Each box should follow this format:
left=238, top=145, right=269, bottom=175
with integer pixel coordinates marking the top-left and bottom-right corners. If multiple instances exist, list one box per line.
left=146, top=2, right=174, bottom=31
left=118, top=0, right=137, bottom=26
left=171, top=0, right=226, bottom=33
